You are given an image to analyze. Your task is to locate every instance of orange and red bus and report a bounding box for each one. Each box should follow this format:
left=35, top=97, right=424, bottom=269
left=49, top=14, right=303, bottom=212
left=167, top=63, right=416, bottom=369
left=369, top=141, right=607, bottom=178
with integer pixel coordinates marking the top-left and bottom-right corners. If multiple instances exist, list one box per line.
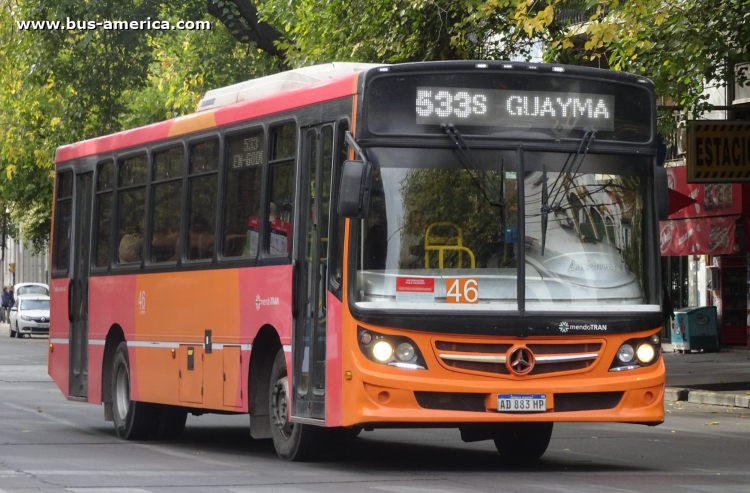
left=49, top=61, right=666, bottom=461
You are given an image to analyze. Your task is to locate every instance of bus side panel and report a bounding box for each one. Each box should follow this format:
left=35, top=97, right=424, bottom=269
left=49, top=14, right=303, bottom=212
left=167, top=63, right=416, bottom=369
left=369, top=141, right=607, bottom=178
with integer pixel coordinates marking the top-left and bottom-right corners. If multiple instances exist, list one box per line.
left=238, top=264, right=293, bottom=347
left=88, top=275, right=137, bottom=401
left=49, top=278, right=70, bottom=398
left=134, top=269, right=242, bottom=408
left=326, top=291, right=344, bottom=426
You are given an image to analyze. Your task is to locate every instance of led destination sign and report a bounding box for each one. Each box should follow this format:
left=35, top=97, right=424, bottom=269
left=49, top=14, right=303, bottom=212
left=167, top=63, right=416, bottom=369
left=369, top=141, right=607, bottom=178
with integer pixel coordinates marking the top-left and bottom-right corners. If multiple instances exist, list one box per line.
left=415, top=87, right=615, bottom=131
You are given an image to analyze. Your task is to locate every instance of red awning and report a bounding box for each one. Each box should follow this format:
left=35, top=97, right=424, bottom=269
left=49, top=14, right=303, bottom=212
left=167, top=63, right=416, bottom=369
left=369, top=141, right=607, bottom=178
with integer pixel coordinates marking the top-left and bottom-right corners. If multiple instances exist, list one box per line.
left=668, top=188, right=697, bottom=216
left=660, top=216, right=740, bottom=256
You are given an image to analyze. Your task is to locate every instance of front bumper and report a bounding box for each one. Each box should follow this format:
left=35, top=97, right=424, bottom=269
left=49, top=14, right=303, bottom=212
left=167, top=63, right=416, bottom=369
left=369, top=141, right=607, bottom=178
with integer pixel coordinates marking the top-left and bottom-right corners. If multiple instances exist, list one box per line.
left=17, top=320, right=50, bottom=334
left=341, top=327, right=665, bottom=427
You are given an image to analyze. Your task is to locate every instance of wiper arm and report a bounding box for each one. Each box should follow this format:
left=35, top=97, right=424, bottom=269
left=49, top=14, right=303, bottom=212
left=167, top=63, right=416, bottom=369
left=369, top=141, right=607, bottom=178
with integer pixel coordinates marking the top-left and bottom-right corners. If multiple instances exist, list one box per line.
left=441, top=123, right=505, bottom=208
left=540, top=129, right=596, bottom=255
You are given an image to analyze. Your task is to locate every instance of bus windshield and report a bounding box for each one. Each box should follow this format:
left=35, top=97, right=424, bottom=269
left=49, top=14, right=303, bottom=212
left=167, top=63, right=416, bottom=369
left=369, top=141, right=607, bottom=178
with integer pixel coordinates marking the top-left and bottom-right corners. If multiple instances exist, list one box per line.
left=353, top=148, right=654, bottom=311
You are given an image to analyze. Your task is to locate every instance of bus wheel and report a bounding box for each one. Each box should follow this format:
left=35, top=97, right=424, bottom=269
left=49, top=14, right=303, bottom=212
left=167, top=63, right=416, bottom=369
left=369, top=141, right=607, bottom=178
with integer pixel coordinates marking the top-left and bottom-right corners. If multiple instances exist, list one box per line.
left=268, top=348, right=320, bottom=461
left=493, top=423, right=553, bottom=461
left=111, top=341, right=156, bottom=440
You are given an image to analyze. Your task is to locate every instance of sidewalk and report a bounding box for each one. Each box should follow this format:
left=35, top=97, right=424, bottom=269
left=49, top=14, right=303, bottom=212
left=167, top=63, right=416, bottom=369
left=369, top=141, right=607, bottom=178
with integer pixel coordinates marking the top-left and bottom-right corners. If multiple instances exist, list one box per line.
left=664, top=345, right=750, bottom=408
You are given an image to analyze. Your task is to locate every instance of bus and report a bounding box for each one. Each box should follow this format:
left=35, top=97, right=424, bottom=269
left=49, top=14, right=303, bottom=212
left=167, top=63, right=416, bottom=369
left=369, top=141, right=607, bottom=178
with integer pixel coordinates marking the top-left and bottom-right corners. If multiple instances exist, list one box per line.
left=49, top=61, right=667, bottom=461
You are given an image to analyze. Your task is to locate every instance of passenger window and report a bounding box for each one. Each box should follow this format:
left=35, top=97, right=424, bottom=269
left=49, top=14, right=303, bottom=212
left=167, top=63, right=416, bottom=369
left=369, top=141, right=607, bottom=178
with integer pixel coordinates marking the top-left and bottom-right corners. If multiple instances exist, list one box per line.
left=187, top=139, right=219, bottom=260
left=224, top=130, right=264, bottom=258
left=94, top=161, right=114, bottom=268
left=54, top=171, right=74, bottom=271
left=151, top=147, right=183, bottom=263
left=267, top=124, right=296, bottom=255
left=117, top=154, right=147, bottom=264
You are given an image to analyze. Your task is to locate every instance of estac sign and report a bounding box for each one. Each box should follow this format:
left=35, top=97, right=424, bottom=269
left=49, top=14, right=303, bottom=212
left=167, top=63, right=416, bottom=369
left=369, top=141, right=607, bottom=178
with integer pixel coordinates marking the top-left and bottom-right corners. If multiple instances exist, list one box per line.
left=687, top=121, right=750, bottom=183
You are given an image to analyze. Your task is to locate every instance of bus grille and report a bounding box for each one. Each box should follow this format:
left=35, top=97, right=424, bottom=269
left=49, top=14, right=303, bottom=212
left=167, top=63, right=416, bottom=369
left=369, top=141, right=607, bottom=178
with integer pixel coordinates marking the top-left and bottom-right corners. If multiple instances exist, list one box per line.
left=434, top=340, right=603, bottom=378
left=414, top=391, right=624, bottom=413
left=554, top=392, right=624, bottom=412
left=414, top=391, right=487, bottom=412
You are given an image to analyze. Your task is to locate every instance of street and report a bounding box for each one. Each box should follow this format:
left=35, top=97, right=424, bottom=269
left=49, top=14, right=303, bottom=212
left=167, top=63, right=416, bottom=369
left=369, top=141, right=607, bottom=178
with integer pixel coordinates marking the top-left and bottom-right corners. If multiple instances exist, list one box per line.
left=1, top=329, right=749, bottom=493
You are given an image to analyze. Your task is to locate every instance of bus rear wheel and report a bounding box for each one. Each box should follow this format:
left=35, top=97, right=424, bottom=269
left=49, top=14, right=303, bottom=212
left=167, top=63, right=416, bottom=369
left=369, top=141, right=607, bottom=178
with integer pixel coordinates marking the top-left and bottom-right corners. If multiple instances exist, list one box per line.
left=268, top=348, right=322, bottom=461
left=493, top=422, right=553, bottom=461
left=111, top=341, right=157, bottom=440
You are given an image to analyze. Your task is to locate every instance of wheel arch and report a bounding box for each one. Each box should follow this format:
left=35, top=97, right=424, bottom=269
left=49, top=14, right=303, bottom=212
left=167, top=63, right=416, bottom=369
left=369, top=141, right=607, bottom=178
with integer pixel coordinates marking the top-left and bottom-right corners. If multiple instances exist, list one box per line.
left=101, top=324, right=126, bottom=421
left=248, top=324, right=283, bottom=439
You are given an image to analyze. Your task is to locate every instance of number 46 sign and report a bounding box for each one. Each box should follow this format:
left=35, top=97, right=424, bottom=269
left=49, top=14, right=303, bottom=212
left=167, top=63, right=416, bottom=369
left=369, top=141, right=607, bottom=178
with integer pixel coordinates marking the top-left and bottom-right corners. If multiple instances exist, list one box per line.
left=446, top=278, right=479, bottom=304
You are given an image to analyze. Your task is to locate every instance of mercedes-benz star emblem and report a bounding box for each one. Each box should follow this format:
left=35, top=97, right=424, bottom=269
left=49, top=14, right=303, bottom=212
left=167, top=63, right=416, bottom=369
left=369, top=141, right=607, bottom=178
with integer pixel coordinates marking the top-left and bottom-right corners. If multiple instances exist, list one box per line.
left=508, top=347, right=535, bottom=375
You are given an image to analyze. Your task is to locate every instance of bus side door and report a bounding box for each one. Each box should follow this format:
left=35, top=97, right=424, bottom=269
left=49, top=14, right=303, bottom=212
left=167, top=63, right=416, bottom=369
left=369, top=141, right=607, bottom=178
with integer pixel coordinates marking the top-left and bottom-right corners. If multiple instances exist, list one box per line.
left=292, top=124, right=335, bottom=421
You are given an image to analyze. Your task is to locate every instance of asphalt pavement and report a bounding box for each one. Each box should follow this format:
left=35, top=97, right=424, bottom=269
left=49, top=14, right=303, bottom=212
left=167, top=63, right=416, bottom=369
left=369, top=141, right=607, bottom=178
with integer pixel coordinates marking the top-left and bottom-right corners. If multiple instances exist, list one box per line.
left=1, top=325, right=750, bottom=492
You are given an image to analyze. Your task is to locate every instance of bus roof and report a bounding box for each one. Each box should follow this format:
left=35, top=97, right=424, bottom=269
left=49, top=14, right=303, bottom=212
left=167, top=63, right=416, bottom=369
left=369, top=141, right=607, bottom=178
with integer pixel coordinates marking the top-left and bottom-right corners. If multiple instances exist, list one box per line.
left=55, top=66, right=364, bottom=164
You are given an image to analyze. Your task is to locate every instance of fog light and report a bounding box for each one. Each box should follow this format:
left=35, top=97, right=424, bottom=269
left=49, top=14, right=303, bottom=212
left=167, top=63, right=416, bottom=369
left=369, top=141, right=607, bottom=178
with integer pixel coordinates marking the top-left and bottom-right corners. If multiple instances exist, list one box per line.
left=636, top=344, right=656, bottom=364
left=617, top=344, right=635, bottom=363
left=372, top=341, right=393, bottom=362
left=359, top=331, right=373, bottom=345
left=395, top=342, right=415, bottom=361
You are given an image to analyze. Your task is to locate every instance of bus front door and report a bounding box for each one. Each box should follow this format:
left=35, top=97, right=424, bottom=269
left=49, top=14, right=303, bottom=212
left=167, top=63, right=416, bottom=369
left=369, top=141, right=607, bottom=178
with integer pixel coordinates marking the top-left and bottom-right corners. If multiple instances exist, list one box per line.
left=69, top=172, right=93, bottom=399
left=292, top=124, right=335, bottom=421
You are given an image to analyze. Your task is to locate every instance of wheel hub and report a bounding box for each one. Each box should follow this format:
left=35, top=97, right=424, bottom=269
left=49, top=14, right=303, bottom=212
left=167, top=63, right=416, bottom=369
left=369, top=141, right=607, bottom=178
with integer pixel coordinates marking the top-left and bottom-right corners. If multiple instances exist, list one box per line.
left=271, top=376, right=293, bottom=439
left=114, top=363, right=130, bottom=421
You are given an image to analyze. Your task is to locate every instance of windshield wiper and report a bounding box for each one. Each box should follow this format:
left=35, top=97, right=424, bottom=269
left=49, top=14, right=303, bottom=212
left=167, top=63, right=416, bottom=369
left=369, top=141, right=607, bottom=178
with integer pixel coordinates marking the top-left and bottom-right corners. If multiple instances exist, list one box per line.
left=441, top=123, right=505, bottom=209
left=540, top=129, right=596, bottom=255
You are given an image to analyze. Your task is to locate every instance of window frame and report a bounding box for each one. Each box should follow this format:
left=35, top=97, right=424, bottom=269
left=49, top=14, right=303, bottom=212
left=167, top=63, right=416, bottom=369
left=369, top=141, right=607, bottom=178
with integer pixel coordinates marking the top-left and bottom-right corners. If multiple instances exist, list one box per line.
left=216, top=124, right=267, bottom=264
left=327, top=119, right=350, bottom=299
left=91, top=159, right=116, bottom=273
left=183, top=134, right=222, bottom=265
left=113, top=150, right=150, bottom=270
left=52, top=168, right=75, bottom=276
left=146, top=143, right=186, bottom=267
left=263, top=120, right=298, bottom=261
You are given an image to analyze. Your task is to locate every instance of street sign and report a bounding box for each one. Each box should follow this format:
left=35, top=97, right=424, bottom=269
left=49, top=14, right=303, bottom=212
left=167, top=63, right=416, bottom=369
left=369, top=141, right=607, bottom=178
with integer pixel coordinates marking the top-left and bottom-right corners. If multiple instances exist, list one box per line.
left=686, top=120, right=750, bottom=183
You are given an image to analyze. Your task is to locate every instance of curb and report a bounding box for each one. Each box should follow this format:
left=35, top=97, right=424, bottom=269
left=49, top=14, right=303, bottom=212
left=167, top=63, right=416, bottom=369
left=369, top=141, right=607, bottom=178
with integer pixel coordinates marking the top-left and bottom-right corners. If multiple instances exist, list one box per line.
left=665, top=387, right=750, bottom=408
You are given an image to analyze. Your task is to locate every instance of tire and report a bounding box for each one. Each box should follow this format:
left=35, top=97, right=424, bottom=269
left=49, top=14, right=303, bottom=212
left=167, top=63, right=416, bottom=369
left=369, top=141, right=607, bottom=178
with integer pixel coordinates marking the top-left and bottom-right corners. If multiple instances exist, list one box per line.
left=9, top=324, right=16, bottom=338
left=153, top=405, right=188, bottom=440
left=269, top=348, right=322, bottom=461
left=111, top=341, right=157, bottom=440
left=493, top=423, right=553, bottom=462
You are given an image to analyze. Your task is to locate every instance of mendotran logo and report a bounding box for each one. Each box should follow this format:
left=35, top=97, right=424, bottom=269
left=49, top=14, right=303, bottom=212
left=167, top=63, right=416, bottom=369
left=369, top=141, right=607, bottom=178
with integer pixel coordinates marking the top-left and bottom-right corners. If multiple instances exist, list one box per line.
left=559, top=321, right=607, bottom=333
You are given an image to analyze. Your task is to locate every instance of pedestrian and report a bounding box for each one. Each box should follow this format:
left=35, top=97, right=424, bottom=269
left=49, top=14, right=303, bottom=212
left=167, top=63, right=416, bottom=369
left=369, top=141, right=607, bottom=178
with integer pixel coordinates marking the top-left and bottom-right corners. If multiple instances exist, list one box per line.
left=1, top=287, right=8, bottom=324
left=662, top=284, right=675, bottom=339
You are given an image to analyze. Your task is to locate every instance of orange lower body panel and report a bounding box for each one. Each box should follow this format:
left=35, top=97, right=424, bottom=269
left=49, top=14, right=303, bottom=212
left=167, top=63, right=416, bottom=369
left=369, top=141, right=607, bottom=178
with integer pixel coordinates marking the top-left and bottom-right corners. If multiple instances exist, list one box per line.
left=340, top=325, right=665, bottom=427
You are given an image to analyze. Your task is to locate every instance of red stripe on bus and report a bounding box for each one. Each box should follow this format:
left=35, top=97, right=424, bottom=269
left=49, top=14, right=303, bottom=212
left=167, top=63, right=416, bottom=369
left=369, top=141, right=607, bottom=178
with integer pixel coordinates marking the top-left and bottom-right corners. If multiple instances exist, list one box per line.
left=56, top=73, right=359, bottom=163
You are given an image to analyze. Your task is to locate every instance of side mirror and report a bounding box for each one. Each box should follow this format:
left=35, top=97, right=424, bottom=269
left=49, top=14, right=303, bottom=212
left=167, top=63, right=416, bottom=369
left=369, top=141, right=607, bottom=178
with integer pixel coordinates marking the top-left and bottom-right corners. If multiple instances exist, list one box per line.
left=655, top=166, right=669, bottom=221
left=338, top=159, right=372, bottom=218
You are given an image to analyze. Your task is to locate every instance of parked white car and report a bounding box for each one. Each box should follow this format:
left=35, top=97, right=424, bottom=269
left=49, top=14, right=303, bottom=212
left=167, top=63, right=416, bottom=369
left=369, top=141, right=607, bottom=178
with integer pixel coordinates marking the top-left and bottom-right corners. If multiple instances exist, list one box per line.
left=9, top=295, right=50, bottom=338
left=13, top=282, right=50, bottom=298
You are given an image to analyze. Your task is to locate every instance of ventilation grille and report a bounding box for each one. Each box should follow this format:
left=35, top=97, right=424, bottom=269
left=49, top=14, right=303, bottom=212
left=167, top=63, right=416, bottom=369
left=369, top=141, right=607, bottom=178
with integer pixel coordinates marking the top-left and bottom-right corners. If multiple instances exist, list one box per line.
left=435, top=341, right=512, bottom=354
left=527, top=343, right=602, bottom=355
left=529, top=360, right=592, bottom=375
left=414, top=392, right=487, bottom=412
left=443, top=359, right=510, bottom=375
left=555, top=392, right=624, bottom=412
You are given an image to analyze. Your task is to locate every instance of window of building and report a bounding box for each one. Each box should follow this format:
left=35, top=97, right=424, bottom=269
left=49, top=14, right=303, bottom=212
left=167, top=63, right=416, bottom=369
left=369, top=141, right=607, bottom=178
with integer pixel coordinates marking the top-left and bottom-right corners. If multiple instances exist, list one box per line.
left=117, top=154, right=147, bottom=264
left=224, top=130, right=264, bottom=258
left=54, top=171, right=74, bottom=272
left=267, top=123, right=296, bottom=255
left=151, top=147, right=183, bottom=263
left=187, top=139, right=219, bottom=260
left=94, top=161, right=114, bottom=268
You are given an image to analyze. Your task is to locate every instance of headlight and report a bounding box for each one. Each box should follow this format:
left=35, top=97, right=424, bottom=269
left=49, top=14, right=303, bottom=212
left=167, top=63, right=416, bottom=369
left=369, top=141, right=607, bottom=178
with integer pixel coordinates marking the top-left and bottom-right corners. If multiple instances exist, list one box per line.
left=395, top=342, right=415, bottom=361
left=617, top=344, right=635, bottom=363
left=636, top=344, right=656, bottom=364
left=21, top=315, right=32, bottom=321
left=372, top=341, right=393, bottom=362
left=357, top=327, right=427, bottom=370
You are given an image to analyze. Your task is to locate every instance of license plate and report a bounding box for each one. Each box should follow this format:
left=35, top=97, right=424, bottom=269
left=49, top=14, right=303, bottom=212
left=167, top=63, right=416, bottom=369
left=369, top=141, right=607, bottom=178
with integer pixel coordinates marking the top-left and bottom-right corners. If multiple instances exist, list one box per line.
left=497, top=394, right=547, bottom=412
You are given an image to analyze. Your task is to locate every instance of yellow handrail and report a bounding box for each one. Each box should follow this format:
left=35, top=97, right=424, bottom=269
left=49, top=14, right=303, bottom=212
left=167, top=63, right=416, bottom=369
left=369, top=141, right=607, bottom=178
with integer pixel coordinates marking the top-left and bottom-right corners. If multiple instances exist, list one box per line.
left=424, top=222, right=475, bottom=269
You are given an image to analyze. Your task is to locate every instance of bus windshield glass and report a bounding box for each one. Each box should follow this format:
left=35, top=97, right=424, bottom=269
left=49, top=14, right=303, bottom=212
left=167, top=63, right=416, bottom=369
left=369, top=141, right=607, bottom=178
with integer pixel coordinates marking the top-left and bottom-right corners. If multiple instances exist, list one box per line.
left=353, top=149, right=654, bottom=311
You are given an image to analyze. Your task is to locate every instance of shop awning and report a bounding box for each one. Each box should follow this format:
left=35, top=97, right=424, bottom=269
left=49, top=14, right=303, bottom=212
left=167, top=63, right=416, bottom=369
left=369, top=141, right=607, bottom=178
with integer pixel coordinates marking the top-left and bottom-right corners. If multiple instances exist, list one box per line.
left=660, top=216, right=740, bottom=256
